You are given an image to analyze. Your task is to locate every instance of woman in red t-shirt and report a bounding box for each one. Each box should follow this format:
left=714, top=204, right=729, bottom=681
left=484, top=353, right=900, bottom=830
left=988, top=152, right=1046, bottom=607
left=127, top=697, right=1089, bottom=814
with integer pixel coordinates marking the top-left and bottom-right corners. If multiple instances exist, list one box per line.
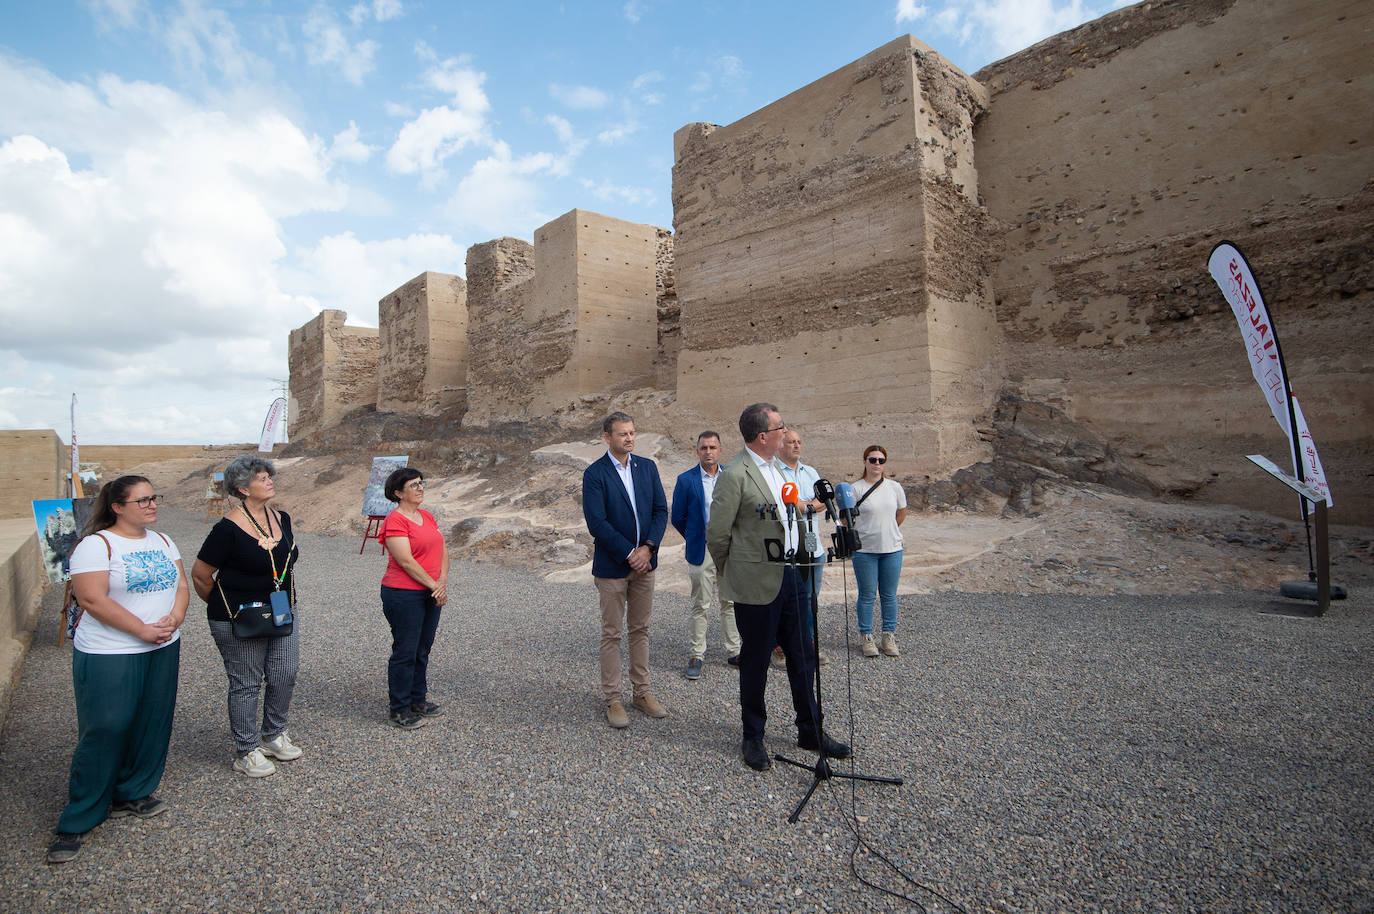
left=378, top=467, right=450, bottom=729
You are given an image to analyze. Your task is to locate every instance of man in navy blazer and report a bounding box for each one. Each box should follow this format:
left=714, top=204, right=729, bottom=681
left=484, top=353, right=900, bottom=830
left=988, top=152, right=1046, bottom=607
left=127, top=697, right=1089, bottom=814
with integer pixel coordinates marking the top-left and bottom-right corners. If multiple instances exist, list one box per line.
left=581, top=411, right=669, bottom=729
left=670, top=430, right=741, bottom=681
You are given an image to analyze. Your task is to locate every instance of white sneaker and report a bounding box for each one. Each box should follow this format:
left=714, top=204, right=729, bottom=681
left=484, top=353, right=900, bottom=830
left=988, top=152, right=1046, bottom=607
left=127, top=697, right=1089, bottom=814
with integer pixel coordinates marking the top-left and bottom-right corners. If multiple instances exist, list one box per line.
left=881, top=632, right=900, bottom=657
left=233, top=748, right=277, bottom=778
left=261, top=732, right=302, bottom=761
left=861, top=634, right=879, bottom=658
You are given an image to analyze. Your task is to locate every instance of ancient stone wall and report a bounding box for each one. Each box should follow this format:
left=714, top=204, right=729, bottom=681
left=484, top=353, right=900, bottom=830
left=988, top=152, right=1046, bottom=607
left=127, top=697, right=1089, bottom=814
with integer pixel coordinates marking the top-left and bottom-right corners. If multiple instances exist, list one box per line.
left=672, top=35, right=1001, bottom=474
left=974, top=0, right=1374, bottom=517
left=288, top=309, right=380, bottom=439
left=378, top=271, right=468, bottom=416
left=654, top=229, right=679, bottom=391
left=464, top=210, right=659, bottom=426
left=0, top=430, right=64, bottom=520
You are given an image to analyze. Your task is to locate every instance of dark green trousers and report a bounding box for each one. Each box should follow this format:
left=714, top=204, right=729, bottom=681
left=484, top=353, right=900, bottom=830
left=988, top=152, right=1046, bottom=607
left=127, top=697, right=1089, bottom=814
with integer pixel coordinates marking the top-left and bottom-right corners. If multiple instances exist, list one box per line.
left=57, top=640, right=180, bottom=835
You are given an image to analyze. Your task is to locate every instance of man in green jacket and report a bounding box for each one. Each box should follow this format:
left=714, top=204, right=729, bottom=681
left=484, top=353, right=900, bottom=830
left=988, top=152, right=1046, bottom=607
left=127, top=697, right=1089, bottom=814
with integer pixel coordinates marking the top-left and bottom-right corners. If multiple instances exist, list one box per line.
left=706, top=402, right=850, bottom=771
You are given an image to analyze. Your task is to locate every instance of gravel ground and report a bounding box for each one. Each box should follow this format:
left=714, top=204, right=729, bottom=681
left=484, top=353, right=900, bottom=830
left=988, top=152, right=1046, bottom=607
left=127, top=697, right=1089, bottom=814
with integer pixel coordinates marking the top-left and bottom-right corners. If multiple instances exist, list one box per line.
left=2, top=508, right=1371, bottom=913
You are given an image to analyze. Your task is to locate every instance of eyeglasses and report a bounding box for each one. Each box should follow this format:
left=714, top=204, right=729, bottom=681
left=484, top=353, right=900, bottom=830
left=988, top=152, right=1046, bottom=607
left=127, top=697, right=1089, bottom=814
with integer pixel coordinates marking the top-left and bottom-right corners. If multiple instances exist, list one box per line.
left=764, top=424, right=787, bottom=433
left=866, top=456, right=887, bottom=465
left=404, top=480, right=426, bottom=490
left=121, top=495, right=163, bottom=508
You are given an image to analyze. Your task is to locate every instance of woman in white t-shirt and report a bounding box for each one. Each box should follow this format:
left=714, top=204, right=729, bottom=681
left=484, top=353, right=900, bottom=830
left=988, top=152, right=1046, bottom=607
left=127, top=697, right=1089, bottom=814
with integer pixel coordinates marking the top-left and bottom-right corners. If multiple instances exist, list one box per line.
left=851, top=445, right=907, bottom=659
left=46, top=476, right=188, bottom=865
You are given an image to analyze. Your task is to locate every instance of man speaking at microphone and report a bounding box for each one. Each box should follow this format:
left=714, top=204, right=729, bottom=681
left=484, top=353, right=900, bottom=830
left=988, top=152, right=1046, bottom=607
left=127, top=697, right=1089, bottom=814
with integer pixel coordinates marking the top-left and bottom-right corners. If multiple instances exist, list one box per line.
left=706, top=402, right=850, bottom=771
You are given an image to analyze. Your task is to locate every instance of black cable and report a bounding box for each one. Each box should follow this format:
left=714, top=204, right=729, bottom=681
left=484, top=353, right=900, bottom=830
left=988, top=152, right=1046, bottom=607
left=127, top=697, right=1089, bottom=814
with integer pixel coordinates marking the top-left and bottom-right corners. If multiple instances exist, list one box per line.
left=822, top=548, right=970, bottom=913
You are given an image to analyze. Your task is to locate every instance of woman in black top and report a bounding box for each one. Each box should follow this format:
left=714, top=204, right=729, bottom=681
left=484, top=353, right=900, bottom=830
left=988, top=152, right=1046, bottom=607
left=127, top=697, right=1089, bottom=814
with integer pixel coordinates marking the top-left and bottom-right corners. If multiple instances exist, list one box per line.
left=191, top=455, right=301, bottom=779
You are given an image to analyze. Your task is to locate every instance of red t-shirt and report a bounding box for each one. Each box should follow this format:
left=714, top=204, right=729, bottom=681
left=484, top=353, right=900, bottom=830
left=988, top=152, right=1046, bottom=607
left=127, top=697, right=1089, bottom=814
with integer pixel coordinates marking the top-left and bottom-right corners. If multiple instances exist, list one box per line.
left=379, top=509, right=445, bottom=590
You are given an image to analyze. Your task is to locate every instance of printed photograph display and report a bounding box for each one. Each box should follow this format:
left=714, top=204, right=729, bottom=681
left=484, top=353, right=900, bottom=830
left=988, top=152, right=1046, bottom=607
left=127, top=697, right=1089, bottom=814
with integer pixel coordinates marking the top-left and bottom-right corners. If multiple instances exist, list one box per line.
left=362, top=456, right=408, bottom=516
left=205, top=472, right=225, bottom=499
left=32, top=499, right=79, bottom=583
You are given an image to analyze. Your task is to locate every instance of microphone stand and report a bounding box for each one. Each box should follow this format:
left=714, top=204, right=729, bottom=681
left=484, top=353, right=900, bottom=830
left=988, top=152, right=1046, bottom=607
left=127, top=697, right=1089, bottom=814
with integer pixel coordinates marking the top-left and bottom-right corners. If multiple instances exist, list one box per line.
left=773, top=506, right=903, bottom=823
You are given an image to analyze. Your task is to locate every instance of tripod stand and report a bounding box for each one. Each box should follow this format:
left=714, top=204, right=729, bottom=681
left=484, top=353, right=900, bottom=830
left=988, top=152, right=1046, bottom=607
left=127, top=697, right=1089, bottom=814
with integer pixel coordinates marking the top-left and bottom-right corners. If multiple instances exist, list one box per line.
left=773, top=507, right=902, bottom=823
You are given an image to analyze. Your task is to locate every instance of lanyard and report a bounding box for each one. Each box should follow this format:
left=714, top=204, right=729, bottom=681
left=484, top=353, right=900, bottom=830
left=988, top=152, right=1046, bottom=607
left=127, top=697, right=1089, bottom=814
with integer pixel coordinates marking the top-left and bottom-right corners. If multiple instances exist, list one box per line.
left=243, top=506, right=292, bottom=590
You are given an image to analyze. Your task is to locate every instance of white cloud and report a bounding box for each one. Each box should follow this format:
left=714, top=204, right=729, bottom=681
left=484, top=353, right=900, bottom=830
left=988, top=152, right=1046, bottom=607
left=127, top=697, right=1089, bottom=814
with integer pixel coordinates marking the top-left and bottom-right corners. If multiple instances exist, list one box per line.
left=545, top=114, right=575, bottom=145
left=413, top=39, right=437, bottom=62
left=895, top=0, right=928, bottom=23
left=446, top=144, right=557, bottom=237
left=350, top=0, right=403, bottom=25
left=384, top=100, right=414, bottom=118
left=623, top=1, right=647, bottom=23
left=578, top=177, right=653, bottom=207
left=286, top=231, right=466, bottom=326
left=549, top=83, right=610, bottom=110
left=0, top=56, right=348, bottom=443
left=303, top=6, right=378, bottom=86
left=903, top=1, right=1133, bottom=59
left=689, top=55, right=745, bottom=96
left=329, top=120, right=373, bottom=163
left=597, top=122, right=636, bottom=145
left=385, top=59, right=491, bottom=181
left=632, top=70, right=664, bottom=105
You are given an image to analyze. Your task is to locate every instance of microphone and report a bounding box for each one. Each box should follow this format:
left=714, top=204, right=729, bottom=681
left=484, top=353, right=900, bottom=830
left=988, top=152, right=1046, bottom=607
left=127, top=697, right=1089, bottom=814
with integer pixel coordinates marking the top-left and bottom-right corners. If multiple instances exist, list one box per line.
left=831, top=482, right=862, bottom=559
left=780, top=481, right=799, bottom=526
left=835, top=482, right=858, bottom=526
left=813, top=478, right=839, bottom=521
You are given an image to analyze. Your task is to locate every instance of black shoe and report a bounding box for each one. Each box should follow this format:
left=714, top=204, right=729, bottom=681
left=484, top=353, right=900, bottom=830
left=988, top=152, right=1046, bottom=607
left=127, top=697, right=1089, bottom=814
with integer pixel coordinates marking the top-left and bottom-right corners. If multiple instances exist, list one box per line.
left=46, top=833, right=82, bottom=864
left=797, top=729, right=851, bottom=760
left=110, top=796, right=167, bottom=819
left=410, top=701, right=443, bottom=718
left=742, top=738, right=771, bottom=771
left=726, top=654, right=741, bottom=667
left=389, top=710, right=427, bottom=730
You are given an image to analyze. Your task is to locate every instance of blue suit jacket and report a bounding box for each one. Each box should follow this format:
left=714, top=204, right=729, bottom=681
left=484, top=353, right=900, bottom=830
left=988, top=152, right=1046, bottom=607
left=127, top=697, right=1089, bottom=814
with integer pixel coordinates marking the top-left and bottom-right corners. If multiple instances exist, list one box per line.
left=670, top=465, right=712, bottom=566
left=582, top=452, right=668, bottom=579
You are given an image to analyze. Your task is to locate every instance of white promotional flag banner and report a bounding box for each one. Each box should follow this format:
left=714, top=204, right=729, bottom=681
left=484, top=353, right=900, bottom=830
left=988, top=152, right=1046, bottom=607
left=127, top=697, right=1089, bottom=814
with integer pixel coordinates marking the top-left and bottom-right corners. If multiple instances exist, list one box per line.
left=259, top=398, right=287, bottom=453
left=70, top=393, right=79, bottom=480
left=1208, top=242, right=1332, bottom=506
left=1291, top=395, right=1332, bottom=507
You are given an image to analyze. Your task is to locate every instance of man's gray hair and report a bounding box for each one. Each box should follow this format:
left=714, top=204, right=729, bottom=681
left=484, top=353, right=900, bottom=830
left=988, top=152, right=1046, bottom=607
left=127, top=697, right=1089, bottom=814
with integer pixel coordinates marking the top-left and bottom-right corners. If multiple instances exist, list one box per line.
left=223, top=454, right=276, bottom=500
left=738, top=402, right=779, bottom=442
left=602, top=411, right=635, bottom=434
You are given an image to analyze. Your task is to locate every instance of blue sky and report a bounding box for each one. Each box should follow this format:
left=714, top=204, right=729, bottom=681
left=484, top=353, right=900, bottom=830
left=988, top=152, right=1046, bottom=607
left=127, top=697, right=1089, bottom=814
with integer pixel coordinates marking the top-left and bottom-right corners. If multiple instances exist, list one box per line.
left=0, top=0, right=1133, bottom=445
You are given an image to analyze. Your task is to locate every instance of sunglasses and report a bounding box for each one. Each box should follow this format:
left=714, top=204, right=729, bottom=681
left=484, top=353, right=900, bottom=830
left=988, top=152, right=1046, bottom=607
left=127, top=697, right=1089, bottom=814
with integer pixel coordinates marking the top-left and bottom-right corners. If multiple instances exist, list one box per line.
left=866, top=456, right=886, bottom=465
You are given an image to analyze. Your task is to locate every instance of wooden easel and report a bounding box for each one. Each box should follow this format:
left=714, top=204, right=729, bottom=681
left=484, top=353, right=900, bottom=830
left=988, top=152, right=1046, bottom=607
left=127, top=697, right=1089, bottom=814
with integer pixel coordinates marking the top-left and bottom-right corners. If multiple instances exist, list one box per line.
left=205, top=496, right=226, bottom=522
left=362, top=515, right=387, bottom=554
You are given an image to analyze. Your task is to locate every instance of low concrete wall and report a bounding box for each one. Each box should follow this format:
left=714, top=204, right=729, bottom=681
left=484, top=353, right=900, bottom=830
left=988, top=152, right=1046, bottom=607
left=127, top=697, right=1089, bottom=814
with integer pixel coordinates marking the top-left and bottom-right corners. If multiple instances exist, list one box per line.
left=0, top=520, right=47, bottom=728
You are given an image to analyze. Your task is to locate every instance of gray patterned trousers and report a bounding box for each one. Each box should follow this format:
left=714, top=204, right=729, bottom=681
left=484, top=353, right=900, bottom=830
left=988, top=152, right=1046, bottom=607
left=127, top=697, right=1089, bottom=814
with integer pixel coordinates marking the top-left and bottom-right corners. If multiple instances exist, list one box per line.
left=208, top=619, right=300, bottom=755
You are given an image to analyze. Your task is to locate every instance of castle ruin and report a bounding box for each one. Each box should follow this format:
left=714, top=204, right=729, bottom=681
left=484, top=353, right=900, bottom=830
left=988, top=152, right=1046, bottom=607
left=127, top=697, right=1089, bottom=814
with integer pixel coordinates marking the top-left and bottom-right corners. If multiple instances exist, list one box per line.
left=286, top=0, right=1373, bottom=517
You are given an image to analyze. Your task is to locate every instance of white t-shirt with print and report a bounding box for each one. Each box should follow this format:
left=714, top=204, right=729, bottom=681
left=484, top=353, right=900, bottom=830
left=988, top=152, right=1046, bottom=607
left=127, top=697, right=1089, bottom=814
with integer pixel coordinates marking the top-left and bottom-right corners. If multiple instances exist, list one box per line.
left=69, top=529, right=183, bottom=655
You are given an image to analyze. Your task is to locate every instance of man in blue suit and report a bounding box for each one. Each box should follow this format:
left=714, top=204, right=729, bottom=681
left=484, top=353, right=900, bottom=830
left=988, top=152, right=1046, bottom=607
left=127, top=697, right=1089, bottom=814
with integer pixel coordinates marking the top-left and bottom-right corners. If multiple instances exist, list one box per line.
left=581, top=411, right=669, bottom=729
left=670, top=431, right=741, bottom=681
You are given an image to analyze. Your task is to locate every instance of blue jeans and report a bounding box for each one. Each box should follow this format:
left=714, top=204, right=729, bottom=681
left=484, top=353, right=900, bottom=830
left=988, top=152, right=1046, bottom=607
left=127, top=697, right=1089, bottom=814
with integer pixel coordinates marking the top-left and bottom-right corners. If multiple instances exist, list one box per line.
left=381, top=585, right=442, bottom=714
left=852, top=550, right=902, bottom=635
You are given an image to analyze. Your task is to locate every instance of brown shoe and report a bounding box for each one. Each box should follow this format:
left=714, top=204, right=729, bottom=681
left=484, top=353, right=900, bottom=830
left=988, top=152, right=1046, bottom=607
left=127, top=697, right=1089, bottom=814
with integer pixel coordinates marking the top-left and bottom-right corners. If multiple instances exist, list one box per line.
left=880, top=632, right=899, bottom=657
left=632, top=693, right=668, bottom=718
left=606, top=701, right=629, bottom=728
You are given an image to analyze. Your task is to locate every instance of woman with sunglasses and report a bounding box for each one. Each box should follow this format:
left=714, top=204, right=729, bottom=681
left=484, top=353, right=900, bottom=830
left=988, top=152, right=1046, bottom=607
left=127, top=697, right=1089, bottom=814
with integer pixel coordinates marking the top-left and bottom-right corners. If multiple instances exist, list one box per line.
left=47, top=476, right=188, bottom=864
left=851, top=445, right=907, bottom=658
left=377, top=467, right=449, bottom=730
left=191, top=455, right=301, bottom=778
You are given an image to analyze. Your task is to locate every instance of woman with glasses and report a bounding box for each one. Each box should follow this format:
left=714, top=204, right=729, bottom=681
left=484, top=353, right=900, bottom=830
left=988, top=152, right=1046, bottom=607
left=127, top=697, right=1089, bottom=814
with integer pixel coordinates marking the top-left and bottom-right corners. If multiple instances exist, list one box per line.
left=377, top=467, right=449, bottom=730
left=851, top=445, right=908, bottom=658
left=47, top=476, right=188, bottom=864
left=191, top=455, right=301, bottom=778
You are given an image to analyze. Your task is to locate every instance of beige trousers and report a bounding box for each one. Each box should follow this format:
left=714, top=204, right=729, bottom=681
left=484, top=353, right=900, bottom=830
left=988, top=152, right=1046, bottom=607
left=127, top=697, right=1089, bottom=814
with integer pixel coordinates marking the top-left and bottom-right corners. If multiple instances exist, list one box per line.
left=595, top=571, right=654, bottom=704
left=687, top=560, right=740, bottom=660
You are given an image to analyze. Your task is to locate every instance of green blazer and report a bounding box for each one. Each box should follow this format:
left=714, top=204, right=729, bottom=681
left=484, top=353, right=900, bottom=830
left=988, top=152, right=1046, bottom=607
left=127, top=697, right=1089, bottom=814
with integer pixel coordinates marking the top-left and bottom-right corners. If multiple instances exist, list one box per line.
left=706, top=448, right=786, bottom=605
